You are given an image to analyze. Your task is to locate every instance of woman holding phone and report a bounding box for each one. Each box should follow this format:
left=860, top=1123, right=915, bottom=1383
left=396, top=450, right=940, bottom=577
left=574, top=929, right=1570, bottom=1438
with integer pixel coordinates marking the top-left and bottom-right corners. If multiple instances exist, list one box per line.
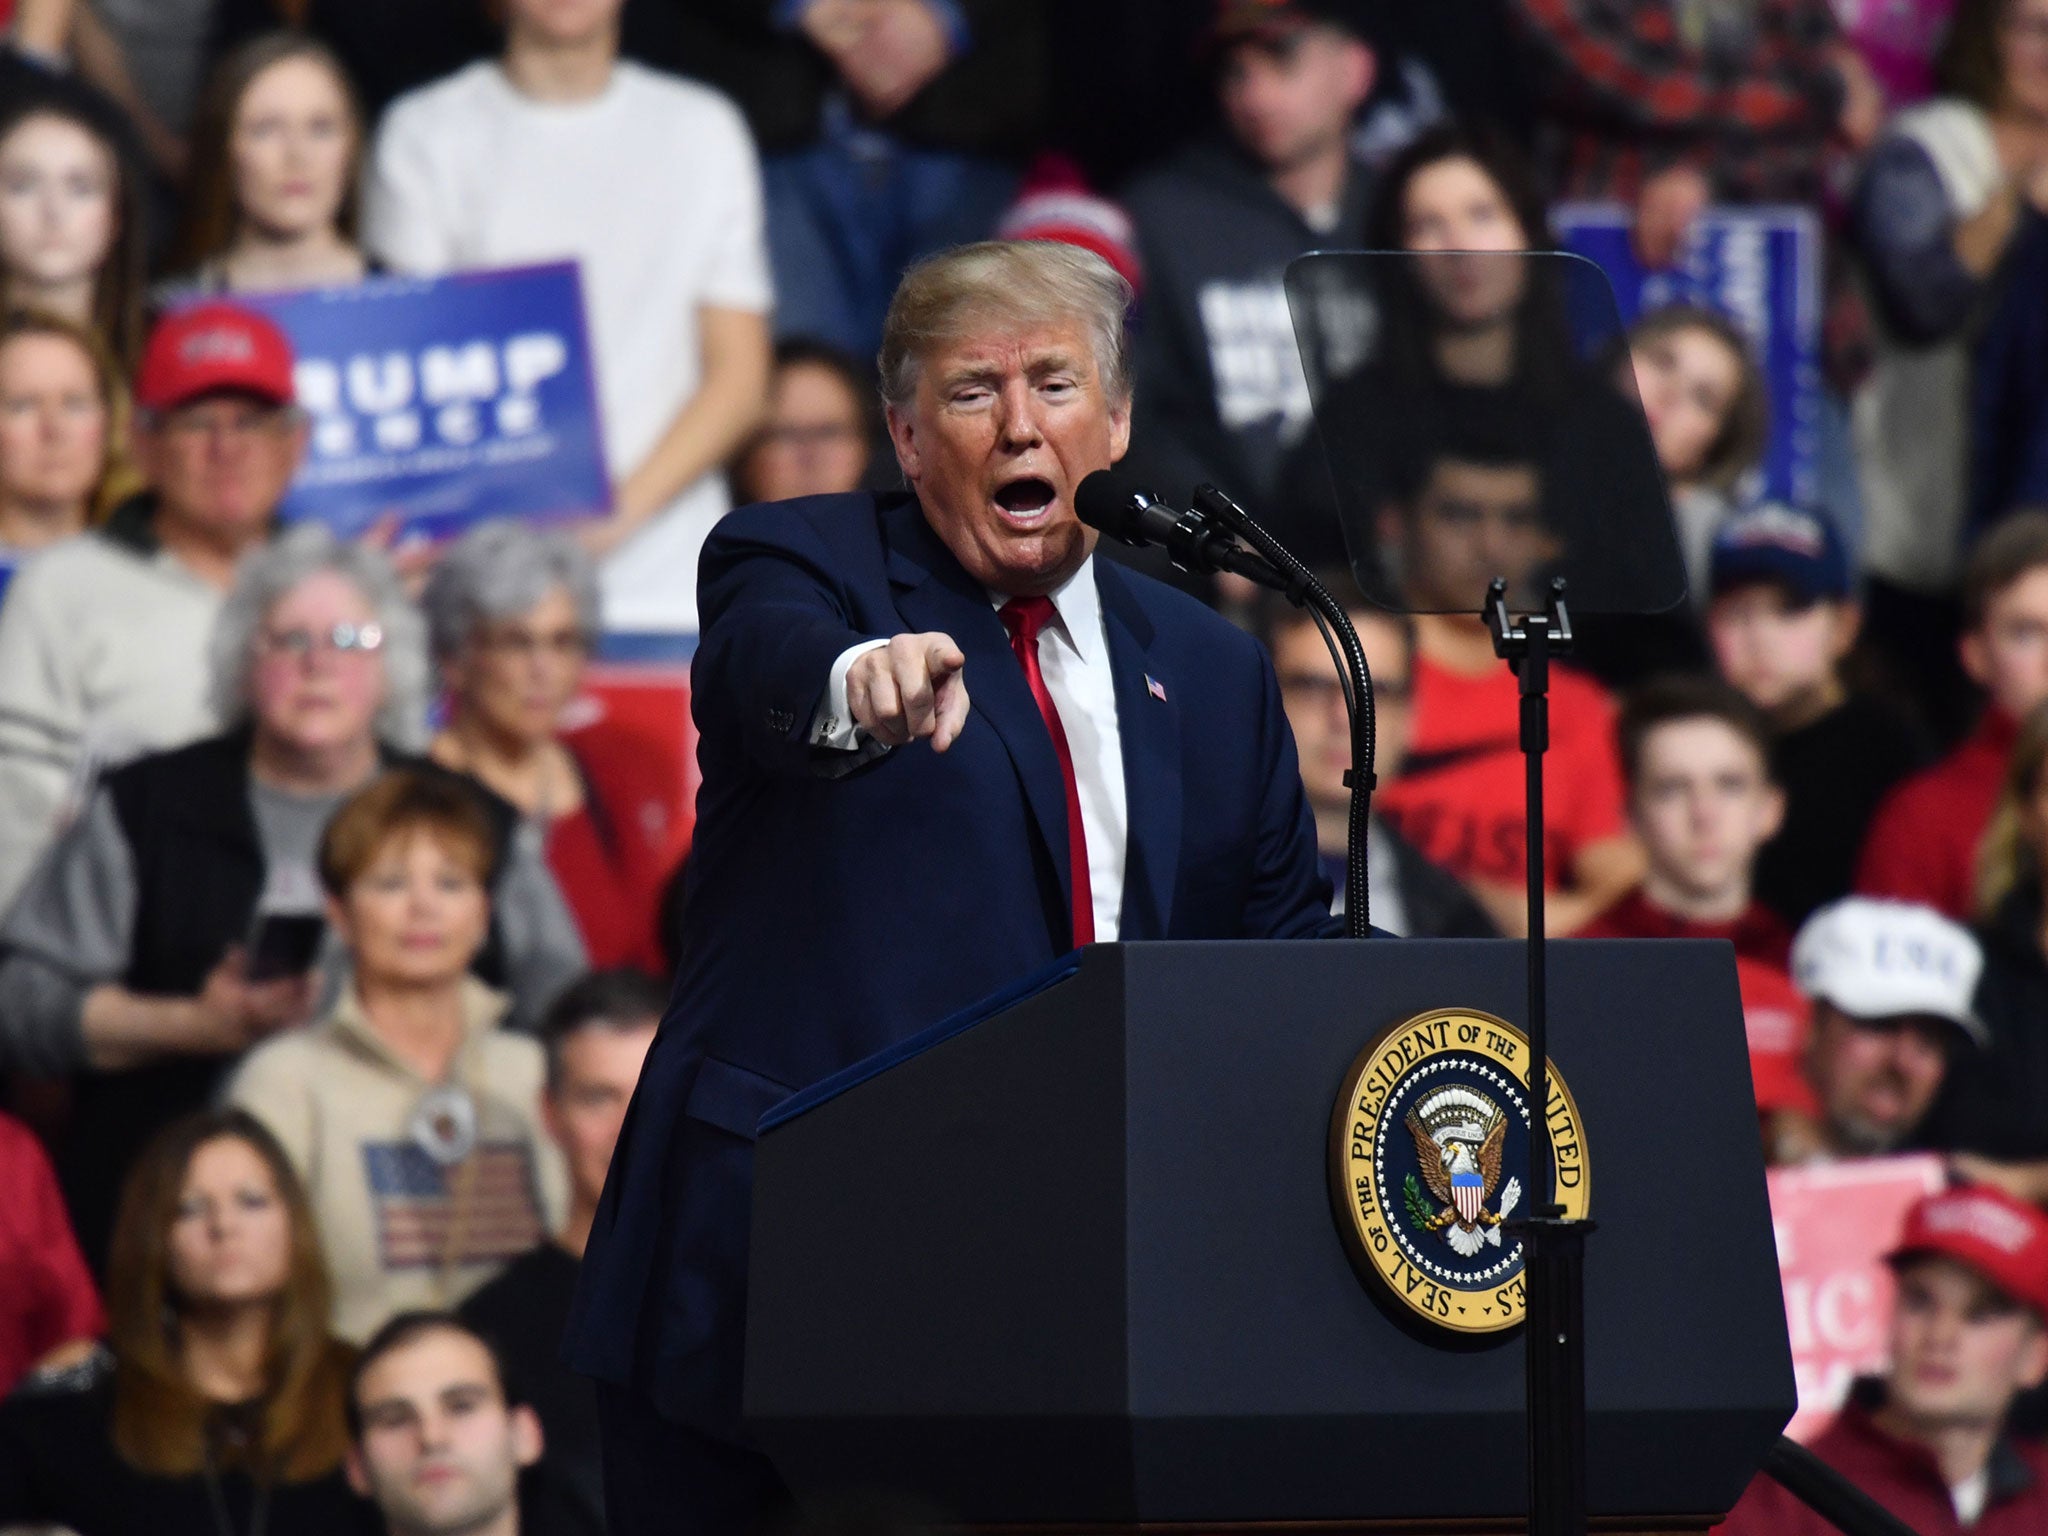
left=0, top=524, right=583, bottom=1272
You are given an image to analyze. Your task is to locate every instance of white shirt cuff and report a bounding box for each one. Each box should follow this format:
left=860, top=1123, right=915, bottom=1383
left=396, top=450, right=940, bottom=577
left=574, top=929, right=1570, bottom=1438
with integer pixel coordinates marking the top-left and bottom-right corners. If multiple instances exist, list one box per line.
left=810, top=638, right=890, bottom=750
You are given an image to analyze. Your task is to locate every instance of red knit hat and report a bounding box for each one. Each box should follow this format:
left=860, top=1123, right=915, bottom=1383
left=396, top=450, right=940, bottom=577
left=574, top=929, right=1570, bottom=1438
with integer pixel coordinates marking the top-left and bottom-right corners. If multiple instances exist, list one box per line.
left=136, top=301, right=296, bottom=413
left=1888, top=1184, right=2048, bottom=1321
left=997, top=155, right=1144, bottom=295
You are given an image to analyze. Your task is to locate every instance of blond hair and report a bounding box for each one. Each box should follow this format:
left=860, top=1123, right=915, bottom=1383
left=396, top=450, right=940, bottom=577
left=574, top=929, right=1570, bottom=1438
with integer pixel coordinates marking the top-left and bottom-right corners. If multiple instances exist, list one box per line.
left=877, top=240, right=1134, bottom=411
left=1977, top=699, right=2048, bottom=918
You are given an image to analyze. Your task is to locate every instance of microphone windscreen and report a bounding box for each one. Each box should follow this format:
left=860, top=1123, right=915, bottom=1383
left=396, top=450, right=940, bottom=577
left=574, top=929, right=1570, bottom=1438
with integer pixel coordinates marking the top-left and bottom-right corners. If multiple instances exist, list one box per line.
left=1074, top=468, right=1139, bottom=538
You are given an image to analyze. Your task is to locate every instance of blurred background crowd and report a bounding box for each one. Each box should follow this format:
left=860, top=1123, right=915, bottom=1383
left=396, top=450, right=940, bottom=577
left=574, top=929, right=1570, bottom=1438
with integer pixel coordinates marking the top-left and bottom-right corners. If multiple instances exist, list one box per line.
left=1, top=0, right=2048, bottom=1530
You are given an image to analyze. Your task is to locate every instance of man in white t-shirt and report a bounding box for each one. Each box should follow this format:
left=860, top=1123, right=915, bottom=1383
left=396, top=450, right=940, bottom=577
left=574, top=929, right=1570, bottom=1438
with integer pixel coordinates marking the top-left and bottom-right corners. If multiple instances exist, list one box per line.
left=364, top=0, right=774, bottom=637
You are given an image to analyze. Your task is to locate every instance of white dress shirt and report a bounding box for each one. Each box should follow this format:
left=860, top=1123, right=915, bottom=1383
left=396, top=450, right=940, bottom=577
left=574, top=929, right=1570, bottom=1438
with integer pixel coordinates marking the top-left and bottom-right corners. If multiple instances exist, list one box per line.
left=812, top=557, right=1130, bottom=940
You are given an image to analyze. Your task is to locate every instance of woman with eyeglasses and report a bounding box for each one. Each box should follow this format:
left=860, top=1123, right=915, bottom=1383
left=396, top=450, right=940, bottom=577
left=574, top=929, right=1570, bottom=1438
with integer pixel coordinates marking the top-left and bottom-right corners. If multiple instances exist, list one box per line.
left=424, top=521, right=686, bottom=975
left=0, top=524, right=584, bottom=1273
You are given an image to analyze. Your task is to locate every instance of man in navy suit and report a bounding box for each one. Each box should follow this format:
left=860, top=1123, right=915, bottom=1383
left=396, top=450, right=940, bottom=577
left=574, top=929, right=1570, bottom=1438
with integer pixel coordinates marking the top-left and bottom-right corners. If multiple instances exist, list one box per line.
left=567, top=240, right=1337, bottom=1535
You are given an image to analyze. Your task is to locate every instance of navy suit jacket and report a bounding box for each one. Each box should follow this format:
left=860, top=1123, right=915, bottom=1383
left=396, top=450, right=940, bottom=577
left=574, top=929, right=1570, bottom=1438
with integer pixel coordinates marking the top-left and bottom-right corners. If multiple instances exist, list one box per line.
left=564, top=491, right=1335, bottom=1434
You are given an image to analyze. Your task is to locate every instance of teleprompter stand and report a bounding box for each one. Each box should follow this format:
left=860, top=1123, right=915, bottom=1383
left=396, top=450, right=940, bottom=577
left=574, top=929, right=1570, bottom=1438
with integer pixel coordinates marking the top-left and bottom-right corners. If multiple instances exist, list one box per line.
left=1483, top=575, right=1594, bottom=1536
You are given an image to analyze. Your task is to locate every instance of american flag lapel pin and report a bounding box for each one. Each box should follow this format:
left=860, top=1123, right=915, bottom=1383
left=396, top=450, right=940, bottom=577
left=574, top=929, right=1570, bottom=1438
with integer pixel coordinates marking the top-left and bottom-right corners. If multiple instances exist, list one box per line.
left=1146, top=674, right=1168, bottom=703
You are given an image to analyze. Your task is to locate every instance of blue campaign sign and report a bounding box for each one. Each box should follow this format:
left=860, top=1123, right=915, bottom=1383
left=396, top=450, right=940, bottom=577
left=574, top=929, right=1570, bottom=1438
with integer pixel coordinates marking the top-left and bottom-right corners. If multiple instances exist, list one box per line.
left=1554, top=204, right=1823, bottom=508
left=229, top=262, right=611, bottom=541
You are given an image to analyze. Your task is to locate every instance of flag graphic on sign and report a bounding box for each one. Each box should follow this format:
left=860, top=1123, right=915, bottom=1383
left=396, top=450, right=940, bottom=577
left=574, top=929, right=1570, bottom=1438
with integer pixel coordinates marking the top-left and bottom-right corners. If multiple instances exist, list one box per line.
left=363, top=1141, right=544, bottom=1271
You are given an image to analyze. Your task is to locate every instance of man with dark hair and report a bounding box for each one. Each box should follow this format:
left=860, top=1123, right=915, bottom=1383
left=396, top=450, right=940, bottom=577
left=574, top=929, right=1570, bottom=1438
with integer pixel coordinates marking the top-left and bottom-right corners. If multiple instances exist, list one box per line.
left=1261, top=584, right=1492, bottom=935
left=1859, top=511, right=2048, bottom=919
left=1721, top=1184, right=2048, bottom=1534
left=1588, top=675, right=1789, bottom=964
left=462, top=970, right=664, bottom=1534
left=1706, top=503, right=1923, bottom=928
left=348, top=1311, right=598, bottom=1536
left=1121, top=0, right=1378, bottom=526
left=1584, top=674, right=1804, bottom=1110
left=1371, top=427, right=1641, bottom=936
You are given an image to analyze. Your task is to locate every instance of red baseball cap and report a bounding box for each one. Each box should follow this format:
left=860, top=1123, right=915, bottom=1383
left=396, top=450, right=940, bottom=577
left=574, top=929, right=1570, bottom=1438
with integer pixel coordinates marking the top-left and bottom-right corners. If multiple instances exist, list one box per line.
left=135, top=302, right=296, bottom=413
left=1888, top=1184, right=2048, bottom=1321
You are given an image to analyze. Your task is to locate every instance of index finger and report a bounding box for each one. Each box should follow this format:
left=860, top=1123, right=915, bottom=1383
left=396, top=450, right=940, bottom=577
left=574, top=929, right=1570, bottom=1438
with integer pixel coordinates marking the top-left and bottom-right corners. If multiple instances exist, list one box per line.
left=925, top=636, right=965, bottom=677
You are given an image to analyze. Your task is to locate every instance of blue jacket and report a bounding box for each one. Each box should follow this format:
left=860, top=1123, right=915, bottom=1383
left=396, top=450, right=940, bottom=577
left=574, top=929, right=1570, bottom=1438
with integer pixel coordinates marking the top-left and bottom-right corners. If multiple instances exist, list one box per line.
left=564, top=491, right=1334, bottom=1434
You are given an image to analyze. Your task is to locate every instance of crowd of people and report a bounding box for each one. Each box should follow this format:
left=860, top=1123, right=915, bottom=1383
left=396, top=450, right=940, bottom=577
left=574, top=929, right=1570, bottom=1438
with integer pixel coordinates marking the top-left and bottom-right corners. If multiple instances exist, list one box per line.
left=0, top=0, right=2045, bottom=1530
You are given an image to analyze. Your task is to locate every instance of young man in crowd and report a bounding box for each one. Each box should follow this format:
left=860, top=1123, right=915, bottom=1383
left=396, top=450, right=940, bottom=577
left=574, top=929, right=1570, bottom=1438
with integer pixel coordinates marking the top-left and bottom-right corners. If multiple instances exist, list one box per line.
left=461, top=969, right=663, bottom=1534
left=0, top=302, right=304, bottom=911
left=365, top=0, right=773, bottom=639
left=1371, top=420, right=1642, bottom=936
left=651, top=0, right=1046, bottom=361
left=1858, top=511, right=2048, bottom=920
left=1585, top=675, right=1790, bottom=963
left=1265, top=585, right=1494, bottom=935
left=1720, top=1183, right=2048, bottom=1535
left=1766, top=897, right=1986, bottom=1166
left=1121, top=0, right=1377, bottom=534
left=1706, top=504, right=1923, bottom=928
left=1581, top=675, right=1808, bottom=1108
left=348, top=1311, right=598, bottom=1536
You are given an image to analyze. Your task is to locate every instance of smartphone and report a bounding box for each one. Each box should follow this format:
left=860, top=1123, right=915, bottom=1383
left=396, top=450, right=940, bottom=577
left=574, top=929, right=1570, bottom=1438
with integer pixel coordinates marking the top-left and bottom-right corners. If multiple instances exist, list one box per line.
left=245, top=911, right=325, bottom=982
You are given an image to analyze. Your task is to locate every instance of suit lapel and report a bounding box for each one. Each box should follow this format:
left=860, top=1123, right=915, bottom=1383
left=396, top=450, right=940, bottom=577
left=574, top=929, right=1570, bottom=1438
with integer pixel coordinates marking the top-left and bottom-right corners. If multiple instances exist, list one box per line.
left=1096, top=561, right=1181, bottom=941
left=883, top=500, right=1075, bottom=941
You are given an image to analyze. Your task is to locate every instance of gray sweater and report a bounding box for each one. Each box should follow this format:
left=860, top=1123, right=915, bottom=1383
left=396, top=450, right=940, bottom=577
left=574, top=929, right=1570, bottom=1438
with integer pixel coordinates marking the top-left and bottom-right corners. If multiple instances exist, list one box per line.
left=0, top=778, right=586, bottom=1075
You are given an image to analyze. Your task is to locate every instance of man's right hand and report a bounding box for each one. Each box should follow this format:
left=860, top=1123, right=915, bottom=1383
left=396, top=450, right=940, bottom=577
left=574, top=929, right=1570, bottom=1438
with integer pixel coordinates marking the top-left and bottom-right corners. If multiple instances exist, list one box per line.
left=189, top=947, right=316, bottom=1054
left=847, top=632, right=970, bottom=751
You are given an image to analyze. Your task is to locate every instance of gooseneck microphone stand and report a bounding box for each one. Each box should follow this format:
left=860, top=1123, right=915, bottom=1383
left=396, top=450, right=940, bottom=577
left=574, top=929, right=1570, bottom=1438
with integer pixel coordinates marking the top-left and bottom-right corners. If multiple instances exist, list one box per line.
left=1079, top=471, right=1378, bottom=938
left=1484, top=574, right=1596, bottom=1536
left=1190, top=484, right=1376, bottom=939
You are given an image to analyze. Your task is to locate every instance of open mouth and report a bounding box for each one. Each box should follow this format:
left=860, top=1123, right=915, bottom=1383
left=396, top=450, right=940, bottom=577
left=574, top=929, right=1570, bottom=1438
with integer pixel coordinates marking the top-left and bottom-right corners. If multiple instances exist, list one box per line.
left=992, top=476, right=1057, bottom=525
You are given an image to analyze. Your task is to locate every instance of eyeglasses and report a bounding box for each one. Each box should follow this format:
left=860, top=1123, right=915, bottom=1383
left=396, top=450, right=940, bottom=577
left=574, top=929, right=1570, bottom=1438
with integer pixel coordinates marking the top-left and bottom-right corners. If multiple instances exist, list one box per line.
left=258, top=621, right=385, bottom=660
left=1279, top=672, right=1413, bottom=705
left=473, top=627, right=593, bottom=661
left=159, top=405, right=297, bottom=441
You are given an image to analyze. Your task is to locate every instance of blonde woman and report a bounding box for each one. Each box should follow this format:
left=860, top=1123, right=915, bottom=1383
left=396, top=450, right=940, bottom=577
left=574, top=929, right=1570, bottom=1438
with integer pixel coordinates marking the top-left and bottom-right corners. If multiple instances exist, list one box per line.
left=1929, top=699, right=2048, bottom=1198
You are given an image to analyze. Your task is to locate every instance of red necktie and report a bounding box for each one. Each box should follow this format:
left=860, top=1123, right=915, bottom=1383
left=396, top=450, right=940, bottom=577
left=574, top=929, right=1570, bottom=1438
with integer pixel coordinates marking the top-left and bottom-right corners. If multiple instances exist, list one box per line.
left=999, top=595, right=1095, bottom=946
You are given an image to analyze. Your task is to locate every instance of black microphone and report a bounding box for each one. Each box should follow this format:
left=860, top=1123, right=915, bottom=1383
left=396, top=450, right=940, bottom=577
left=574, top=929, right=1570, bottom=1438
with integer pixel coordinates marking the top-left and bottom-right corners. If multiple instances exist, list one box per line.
left=1074, top=470, right=1291, bottom=592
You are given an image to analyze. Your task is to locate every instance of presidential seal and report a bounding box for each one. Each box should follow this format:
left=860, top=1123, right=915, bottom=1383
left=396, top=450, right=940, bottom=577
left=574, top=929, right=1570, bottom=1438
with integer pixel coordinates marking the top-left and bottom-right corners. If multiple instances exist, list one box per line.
left=1328, top=1009, right=1589, bottom=1337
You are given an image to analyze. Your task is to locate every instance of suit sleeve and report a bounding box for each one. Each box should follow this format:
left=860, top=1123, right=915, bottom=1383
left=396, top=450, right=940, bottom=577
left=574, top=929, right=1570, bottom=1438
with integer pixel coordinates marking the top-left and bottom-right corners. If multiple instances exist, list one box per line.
left=693, top=506, right=894, bottom=780
left=1241, top=644, right=1344, bottom=940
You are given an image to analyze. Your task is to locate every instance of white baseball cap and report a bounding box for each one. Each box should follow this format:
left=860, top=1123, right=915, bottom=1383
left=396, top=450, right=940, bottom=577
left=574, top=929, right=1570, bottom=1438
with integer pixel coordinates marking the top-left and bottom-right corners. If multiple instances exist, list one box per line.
left=1792, top=898, right=1987, bottom=1045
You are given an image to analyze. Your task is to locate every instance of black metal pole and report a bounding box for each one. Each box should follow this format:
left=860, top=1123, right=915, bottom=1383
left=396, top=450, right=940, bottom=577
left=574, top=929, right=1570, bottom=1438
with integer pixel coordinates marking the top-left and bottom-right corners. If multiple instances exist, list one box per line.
left=1762, top=1435, right=1921, bottom=1536
left=1487, top=577, right=1591, bottom=1536
left=1191, top=484, right=1376, bottom=937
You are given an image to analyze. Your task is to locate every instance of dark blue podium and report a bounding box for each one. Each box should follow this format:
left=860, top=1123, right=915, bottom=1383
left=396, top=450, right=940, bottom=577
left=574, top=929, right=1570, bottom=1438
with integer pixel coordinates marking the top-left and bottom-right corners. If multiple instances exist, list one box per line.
left=743, top=939, right=1794, bottom=1531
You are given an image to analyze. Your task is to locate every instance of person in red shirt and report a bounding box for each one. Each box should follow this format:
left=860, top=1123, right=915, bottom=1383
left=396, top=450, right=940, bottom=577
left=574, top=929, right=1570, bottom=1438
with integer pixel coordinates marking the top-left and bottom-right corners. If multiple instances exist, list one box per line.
left=1583, top=675, right=1807, bottom=1111
left=1373, top=421, right=1642, bottom=935
left=0, top=1110, right=102, bottom=1395
left=1858, top=511, right=2048, bottom=920
left=1586, top=675, right=1792, bottom=964
left=425, top=522, right=688, bottom=976
left=1718, top=1183, right=2048, bottom=1536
